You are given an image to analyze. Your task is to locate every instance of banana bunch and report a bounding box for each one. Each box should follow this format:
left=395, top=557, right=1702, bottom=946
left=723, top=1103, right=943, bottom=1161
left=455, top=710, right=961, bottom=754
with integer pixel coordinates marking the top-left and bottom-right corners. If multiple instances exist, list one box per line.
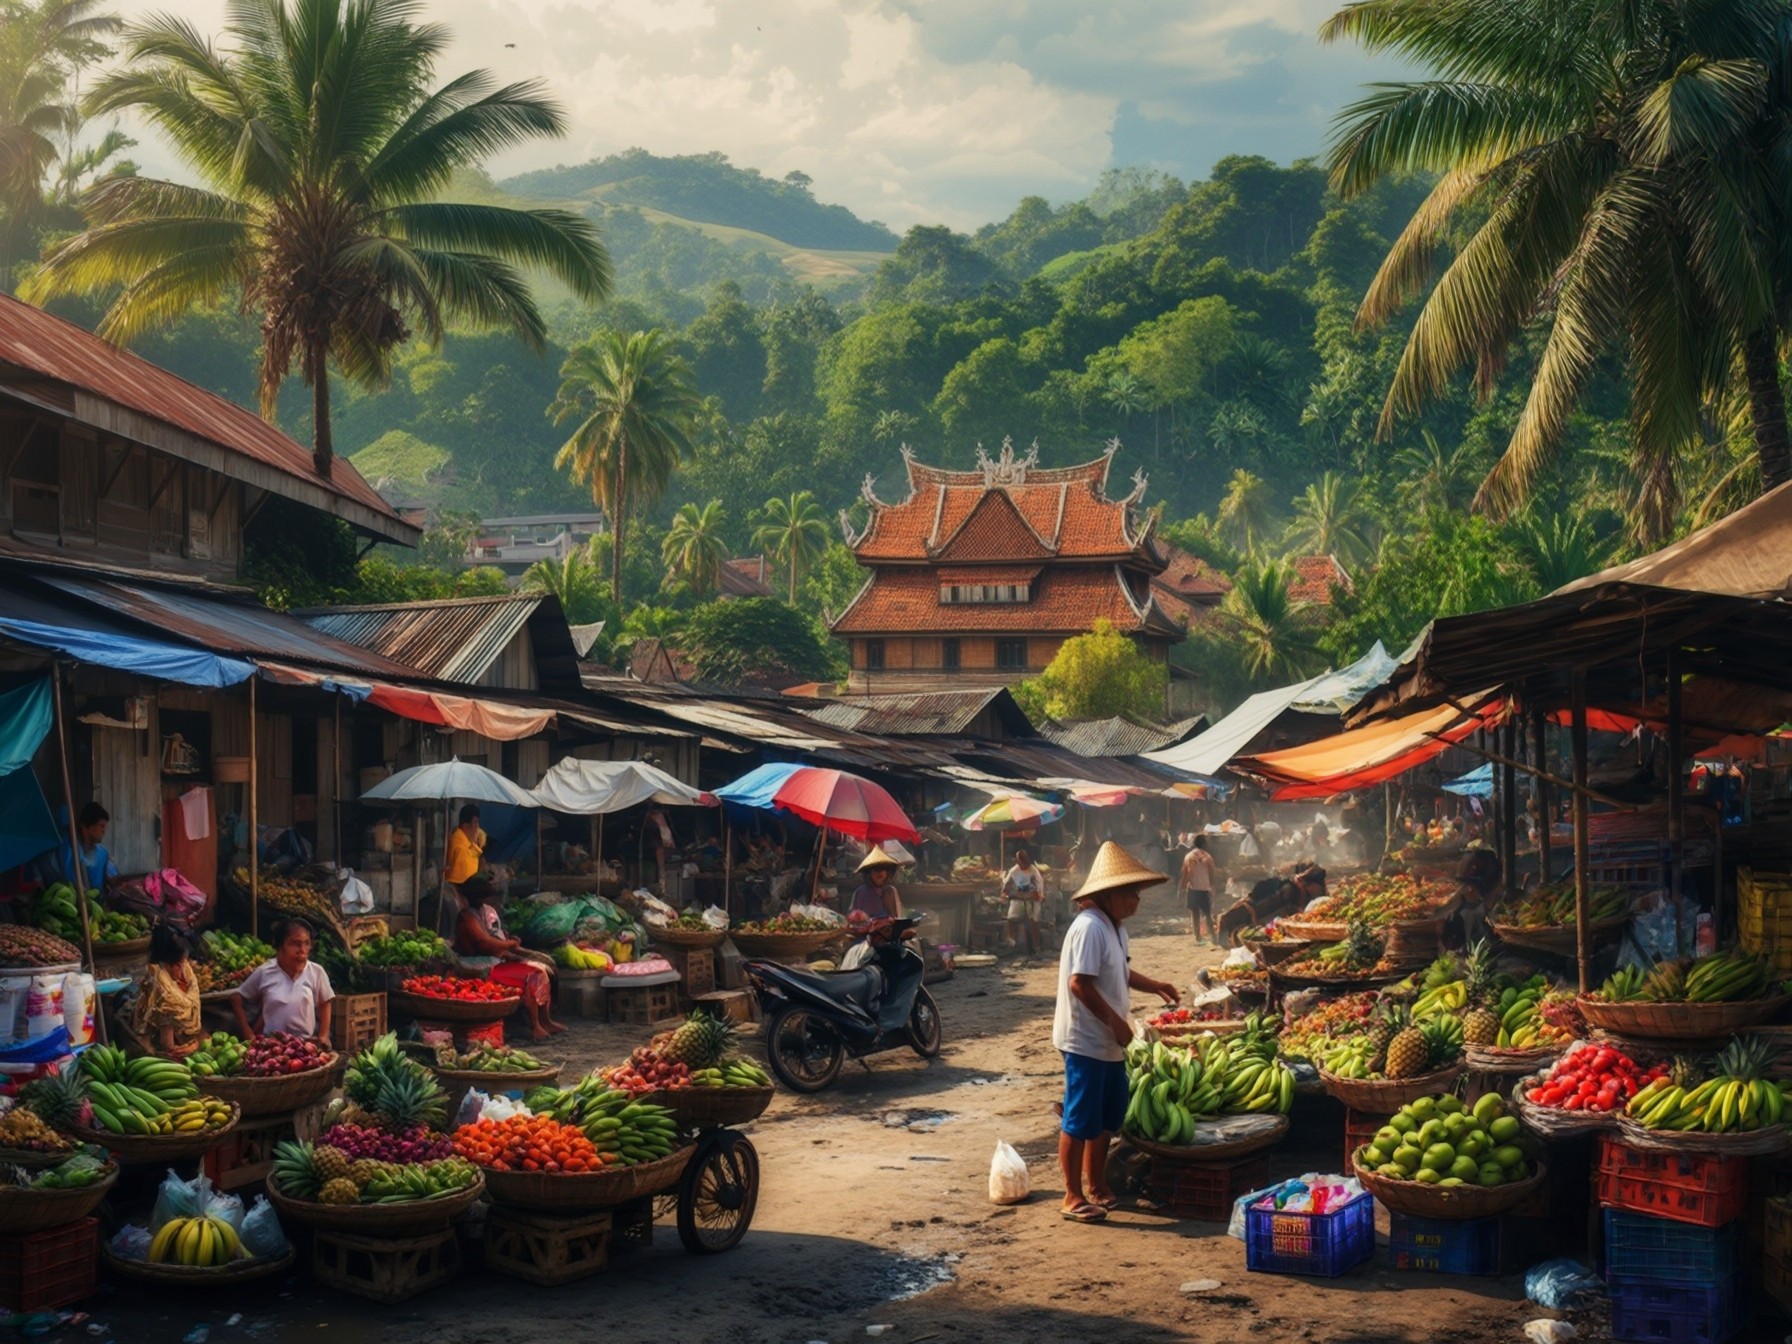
left=553, top=943, right=613, bottom=970
left=149, top=1215, right=242, bottom=1267
left=1683, top=951, right=1774, bottom=1003
left=1412, top=980, right=1467, bottom=1019
left=1495, top=987, right=1549, bottom=1048
left=690, top=1059, right=772, bottom=1088
left=1317, top=1037, right=1376, bottom=1080
left=1601, top=965, right=1648, bottom=1003
left=32, top=883, right=90, bottom=942
left=1628, top=1076, right=1789, bottom=1132
left=272, top=1140, right=320, bottom=1198
left=81, top=1049, right=211, bottom=1135
left=362, top=1157, right=479, bottom=1202
left=528, top=1080, right=680, bottom=1164
left=146, top=1099, right=234, bottom=1134
left=1122, top=1039, right=1294, bottom=1145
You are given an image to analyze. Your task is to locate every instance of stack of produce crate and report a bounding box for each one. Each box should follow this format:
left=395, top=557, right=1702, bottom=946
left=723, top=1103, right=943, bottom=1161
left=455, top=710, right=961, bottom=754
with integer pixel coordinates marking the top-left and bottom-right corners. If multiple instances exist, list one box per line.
left=1596, top=1138, right=1748, bottom=1344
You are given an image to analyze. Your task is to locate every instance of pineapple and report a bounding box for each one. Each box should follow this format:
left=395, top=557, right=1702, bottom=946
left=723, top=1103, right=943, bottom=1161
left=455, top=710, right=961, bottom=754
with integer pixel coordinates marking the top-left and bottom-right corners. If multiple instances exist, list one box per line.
left=1464, top=940, right=1495, bottom=1002
left=1366, top=1002, right=1406, bottom=1072
left=1384, top=1017, right=1427, bottom=1079
left=371, top=1066, right=448, bottom=1132
left=1462, top=1007, right=1500, bottom=1047
left=318, top=1178, right=360, bottom=1205
left=20, top=1066, right=88, bottom=1130
left=312, top=1145, right=352, bottom=1182
left=663, top=1011, right=735, bottom=1070
left=347, top=1159, right=382, bottom=1189
left=1344, top=920, right=1382, bottom=971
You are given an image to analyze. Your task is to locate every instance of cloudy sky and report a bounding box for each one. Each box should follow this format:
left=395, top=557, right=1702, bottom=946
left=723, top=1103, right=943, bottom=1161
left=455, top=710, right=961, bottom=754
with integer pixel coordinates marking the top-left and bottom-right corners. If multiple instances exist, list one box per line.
left=105, top=0, right=1404, bottom=232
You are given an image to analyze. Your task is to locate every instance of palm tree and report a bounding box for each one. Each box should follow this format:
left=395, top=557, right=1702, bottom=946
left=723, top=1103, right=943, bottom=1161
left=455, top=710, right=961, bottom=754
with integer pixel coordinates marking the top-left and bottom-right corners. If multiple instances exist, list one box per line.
left=1515, top=512, right=1614, bottom=594
left=550, top=328, right=700, bottom=606
left=661, top=499, right=730, bottom=596
left=1222, top=558, right=1320, bottom=682
left=1394, top=430, right=1482, bottom=516
left=520, top=538, right=607, bottom=626
left=1285, top=471, right=1371, bottom=567
left=21, top=0, right=610, bottom=476
left=753, top=490, right=831, bottom=604
left=1322, top=0, right=1792, bottom=506
left=1216, top=468, right=1277, bottom=553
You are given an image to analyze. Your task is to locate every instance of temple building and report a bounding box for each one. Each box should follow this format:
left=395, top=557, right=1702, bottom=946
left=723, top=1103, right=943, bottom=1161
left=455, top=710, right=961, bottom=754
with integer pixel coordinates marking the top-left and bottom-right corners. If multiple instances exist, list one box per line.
left=829, top=441, right=1184, bottom=695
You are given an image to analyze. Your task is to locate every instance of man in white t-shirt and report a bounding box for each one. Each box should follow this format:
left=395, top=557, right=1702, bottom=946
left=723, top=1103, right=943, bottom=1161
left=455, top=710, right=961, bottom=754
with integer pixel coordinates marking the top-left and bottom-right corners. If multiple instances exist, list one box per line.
left=1053, top=841, right=1180, bottom=1222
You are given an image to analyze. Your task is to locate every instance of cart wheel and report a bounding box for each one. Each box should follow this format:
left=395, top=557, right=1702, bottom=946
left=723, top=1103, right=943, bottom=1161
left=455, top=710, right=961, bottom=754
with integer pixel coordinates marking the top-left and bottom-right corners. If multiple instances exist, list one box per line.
left=676, top=1131, right=759, bottom=1254
left=907, top=987, right=942, bottom=1058
left=765, top=1007, right=844, bottom=1093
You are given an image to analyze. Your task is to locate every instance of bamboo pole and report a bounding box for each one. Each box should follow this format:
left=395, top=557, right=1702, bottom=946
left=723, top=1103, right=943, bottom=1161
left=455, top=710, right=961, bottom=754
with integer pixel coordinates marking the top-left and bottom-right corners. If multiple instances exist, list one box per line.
left=1571, top=668, right=1591, bottom=993
left=723, top=815, right=734, bottom=919
left=1428, top=732, right=1635, bottom=811
left=332, top=697, right=342, bottom=866
left=1532, top=708, right=1552, bottom=884
left=248, top=674, right=259, bottom=942
left=1666, top=646, right=1685, bottom=920
left=1500, top=717, right=1518, bottom=900
left=50, top=667, right=104, bottom=1045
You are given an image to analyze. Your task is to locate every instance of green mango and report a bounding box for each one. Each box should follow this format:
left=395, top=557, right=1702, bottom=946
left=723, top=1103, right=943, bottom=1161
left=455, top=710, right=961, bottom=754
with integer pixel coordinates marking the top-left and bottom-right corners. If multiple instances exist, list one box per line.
left=1473, top=1093, right=1505, bottom=1126
left=1417, top=1119, right=1445, bottom=1147
left=1477, top=1163, right=1506, bottom=1187
left=1413, top=1167, right=1443, bottom=1184
left=1493, top=1144, right=1525, bottom=1170
left=1450, top=1156, right=1480, bottom=1181
left=1394, top=1147, right=1421, bottom=1176
left=1408, top=1097, right=1438, bottom=1121
left=1377, top=1163, right=1406, bottom=1179
left=1388, top=1113, right=1417, bottom=1135
left=1439, top=1177, right=1466, bottom=1187
left=1458, top=1131, right=1486, bottom=1159
left=1368, top=1143, right=1395, bottom=1168
left=1422, top=1143, right=1456, bottom=1172
left=1375, top=1126, right=1403, bottom=1147
left=1436, top=1095, right=1465, bottom=1116
left=1490, top=1116, right=1521, bottom=1143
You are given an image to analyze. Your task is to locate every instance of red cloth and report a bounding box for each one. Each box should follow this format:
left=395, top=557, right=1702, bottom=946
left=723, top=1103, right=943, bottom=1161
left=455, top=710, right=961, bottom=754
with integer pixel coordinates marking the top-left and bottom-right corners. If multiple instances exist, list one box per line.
left=487, top=959, right=549, bottom=1007
left=161, top=789, right=217, bottom=902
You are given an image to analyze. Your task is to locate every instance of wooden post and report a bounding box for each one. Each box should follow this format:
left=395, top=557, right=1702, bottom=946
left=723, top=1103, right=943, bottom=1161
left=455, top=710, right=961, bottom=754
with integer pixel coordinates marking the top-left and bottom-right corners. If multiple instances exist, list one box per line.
left=1571, top=668, right=1591, bottom=993
left=1532, top=707, right=1551, bottom=884
left=723, top=815, right=734, bottom=918
left=248, top=674, right=259, bottom=941
left=1666, top=646, right=1685, bottom=921
left=1500, top=717, right=1518, bottom=900
left=332, top=697, right=343, bottom=865
left=50, top=668, right=104, bottom=1045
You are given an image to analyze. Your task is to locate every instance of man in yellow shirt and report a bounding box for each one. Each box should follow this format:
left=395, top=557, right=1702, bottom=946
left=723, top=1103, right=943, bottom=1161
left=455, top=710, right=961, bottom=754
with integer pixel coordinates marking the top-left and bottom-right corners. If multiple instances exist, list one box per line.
left=445, top=804, right=486, bottom=886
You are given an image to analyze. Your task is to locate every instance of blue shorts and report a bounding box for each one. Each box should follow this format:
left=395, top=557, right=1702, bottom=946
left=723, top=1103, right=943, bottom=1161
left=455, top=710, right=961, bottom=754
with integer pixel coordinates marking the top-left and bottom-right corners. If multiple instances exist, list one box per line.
left=1061, top=1052, right=1127, bottom=1140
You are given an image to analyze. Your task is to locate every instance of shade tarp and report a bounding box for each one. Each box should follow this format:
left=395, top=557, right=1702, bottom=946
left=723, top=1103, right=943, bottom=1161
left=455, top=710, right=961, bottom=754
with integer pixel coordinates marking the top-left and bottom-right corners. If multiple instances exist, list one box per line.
left=0, top=767, right=58, bottom=873
left=531, top=758, right=714, bottom=814
left=1442, top=763, right=1495, bottom=798
left=714, top=762, right=805, bottom=815
left=1558, top=478, right=1792, bottom=598
left=359, top=758, right=538, bottom=807
left=259, top=662, right=551, bottom=740
left=0, top=617, right=254, bottom=688
left=1235, top=695, right=1504, bottom=800
left=0, top=679, right=52, bottom=776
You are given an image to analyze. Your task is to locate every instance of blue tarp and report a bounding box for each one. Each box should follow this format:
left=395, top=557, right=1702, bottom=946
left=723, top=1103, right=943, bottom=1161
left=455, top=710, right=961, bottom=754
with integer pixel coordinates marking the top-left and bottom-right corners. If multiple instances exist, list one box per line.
left=0, top=767, right=58, bottom=874
left=1442, top=763, right=1495, bottom=798
left=0, top=679, right=52, bottom=776
left=0, top=617, right=255, bottom=688
left=714, top=761, right=804, bottom=822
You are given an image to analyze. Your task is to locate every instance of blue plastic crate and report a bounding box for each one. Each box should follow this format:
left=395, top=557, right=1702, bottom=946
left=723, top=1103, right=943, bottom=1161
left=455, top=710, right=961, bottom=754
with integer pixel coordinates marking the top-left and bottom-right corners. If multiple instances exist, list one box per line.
left=1388, top=1212, right=1502, bottom=1275
left=1603, top=1210, right=1739, bottom=1286
left=1245, top=1191, right=1374, bottom=1278
left=1610, top=1272, right=1747, bottom=1344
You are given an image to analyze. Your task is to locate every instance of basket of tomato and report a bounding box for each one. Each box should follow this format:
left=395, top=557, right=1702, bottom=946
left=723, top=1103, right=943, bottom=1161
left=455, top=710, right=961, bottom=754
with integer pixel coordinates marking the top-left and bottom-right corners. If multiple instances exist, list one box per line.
left=454, top=1114, right=689, bottom=1212
left=1512, top=1043, right=1664, bottom=1138
left=388, top=975, right=520, bottom=1024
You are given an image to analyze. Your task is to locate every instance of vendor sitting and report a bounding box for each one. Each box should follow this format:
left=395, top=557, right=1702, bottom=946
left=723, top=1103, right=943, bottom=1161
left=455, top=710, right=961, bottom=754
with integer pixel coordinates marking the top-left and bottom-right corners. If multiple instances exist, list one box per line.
left=454, top=882, right=566, bottom=1041
left=849, top=846, right=903, bottom=921
left=233, top=917, right=334, bottom=1045
left=47, top=802, right=119, bottom=893
left=132, top=923, right=201, bottom=1058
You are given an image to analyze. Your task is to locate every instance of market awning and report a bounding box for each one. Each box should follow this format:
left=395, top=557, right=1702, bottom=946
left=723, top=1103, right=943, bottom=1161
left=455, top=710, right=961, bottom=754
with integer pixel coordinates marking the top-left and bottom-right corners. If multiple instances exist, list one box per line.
left=0, top=616, right=254, bottom=688
left=258, top=662, right=553, bottom=741
left=1442, top=763, right=1495, bottom=798
left=0, top=678, right=57, bottom=872
left=531, top=758, right=713, bottom=814
left=1234, top=695, right=1505, bottom=800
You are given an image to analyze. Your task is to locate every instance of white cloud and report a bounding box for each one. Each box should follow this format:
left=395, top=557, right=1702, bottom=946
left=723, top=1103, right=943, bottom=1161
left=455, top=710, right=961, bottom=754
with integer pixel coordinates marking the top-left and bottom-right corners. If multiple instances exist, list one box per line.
left=102, top=0, right=1404, bottom=231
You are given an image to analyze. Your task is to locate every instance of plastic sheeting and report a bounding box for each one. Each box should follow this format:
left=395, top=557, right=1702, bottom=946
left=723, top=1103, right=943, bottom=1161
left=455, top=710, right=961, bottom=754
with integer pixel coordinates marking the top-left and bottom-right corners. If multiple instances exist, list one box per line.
left=0, top=679, right=52, bottom=776
left=0, top=617, right=254, bottom=688
left=1236, top=696, right=1504, bottom=801
left=531, top=758, right=712, bottom=815
left=1442, top=763, right=1495, bottom=798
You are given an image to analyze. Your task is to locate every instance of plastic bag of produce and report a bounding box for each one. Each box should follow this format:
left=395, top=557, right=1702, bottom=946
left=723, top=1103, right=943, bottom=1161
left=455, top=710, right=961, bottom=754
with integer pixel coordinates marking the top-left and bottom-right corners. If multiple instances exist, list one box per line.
left=239, top=1196, right=289, bottom=1260
left=109, top=1224, right=153, bottom=1262
left=198, top=1180, right=245, bottom=1233
left=151, top=1168, right=201, bottom=1232
left=788, top=903, right=844, bottom=928
left=987, top=1140, right=1030, bottom=1205
left=1524, top=1258, right=1602, bottom=1310
left=337, top=869, right=374, bottom=916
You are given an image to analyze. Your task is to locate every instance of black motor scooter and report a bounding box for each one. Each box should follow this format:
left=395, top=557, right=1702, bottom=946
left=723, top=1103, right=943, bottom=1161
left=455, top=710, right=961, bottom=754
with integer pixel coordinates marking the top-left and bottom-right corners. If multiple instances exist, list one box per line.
left=743, top=915, right=942, bottom=1093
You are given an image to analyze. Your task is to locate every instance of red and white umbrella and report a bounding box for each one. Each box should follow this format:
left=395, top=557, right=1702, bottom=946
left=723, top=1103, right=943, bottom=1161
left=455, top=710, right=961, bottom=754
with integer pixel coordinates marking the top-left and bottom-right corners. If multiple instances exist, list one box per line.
left=771, top=767, right=919, bottom=844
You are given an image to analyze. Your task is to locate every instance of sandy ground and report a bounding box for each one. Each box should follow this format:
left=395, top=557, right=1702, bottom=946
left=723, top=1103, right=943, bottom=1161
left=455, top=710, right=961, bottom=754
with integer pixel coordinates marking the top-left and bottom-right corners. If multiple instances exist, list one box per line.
left=79, top=891, right=1638, bottom=1344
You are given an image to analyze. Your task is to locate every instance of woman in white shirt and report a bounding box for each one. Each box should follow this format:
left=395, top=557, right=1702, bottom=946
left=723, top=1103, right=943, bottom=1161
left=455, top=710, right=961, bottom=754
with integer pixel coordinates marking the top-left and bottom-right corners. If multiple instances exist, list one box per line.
left=232, top=917, right=335, bottom=1044
left=1002, top=849, right=1044, bottom=955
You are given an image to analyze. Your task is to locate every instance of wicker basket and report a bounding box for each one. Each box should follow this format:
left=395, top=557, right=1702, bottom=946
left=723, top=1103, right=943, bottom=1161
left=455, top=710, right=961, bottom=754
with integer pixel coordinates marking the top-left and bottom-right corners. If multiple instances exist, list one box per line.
left=643, top=1086, right=773, bottom=1129
left=1508, top=1071, right=1618, bottom=1140
left=1276, top=919, right=1347, bottom=943
left=1271, top=965, right=1404, bottom=992
left=1464, top=1043, right=1567, bottom=1074
left=1575, top=994, right=1789, bottom=1040
left=647, top=925, right=728, bottom=951
left=1613, top=1115, right=1792, bottom=1158
left=92, top=936, right=152, bottom=969
left=101, top=1245, right=295, bottom=1286
left=1352, top=1148, right=1547, bottom=1218
left=0, top=1145, right=77, bottom=1170
left=0, top=1164, right=118, bottom=1234
left=386, top=988, right=521, bottom=1024
left=195, top=1057, right=341, bottom=1118
left=67, top=1104, right=240, bottom=1164
left=729, top=930, right=842, bottom=960
left=429, top=1063, right=562, bottom=1092
left=1317, top=1064, right=1466, bottom=1113
left=1148, top=1020, right=1245, bottom=1042
left=1124, top=1115, right=1289, bottom=1162
left=1490, top=916, right=1629, bottom=957
left=478, top=1144, right=693, bottom=1212
left=1240, top=938, right=1314, bottom=966
left=266, top=1172, right=484, bottom=1235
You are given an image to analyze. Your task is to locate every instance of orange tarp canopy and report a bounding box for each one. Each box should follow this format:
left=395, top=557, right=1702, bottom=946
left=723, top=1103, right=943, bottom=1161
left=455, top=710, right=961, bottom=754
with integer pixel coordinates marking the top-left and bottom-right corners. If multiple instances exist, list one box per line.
left=1235, top=695, right=1504, bottom=800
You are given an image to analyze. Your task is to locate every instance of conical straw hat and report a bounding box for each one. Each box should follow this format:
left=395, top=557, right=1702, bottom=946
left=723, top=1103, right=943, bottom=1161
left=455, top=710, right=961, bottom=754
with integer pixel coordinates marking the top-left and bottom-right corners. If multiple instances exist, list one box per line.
left=857, top=845, right=902, bottom=872
left=1072, top=841, right=1167, bottom=900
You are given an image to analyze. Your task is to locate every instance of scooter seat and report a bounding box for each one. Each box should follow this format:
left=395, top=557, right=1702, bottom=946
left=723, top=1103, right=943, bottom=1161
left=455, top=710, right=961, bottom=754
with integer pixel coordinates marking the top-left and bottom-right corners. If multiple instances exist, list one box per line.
left=805, top=968, right=882, bottom=1007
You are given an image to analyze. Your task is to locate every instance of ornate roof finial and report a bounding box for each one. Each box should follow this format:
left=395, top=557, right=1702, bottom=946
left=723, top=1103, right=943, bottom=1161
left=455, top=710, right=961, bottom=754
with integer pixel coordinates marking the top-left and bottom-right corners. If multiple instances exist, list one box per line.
left=859, top=473, right=882, bottom=508
left=838, top=508, right=862, bottom=546
left=1103, top=437, right=1123, bottom=458
left=979, top=437, right=1037, bottom=487
left=1122, top=466, right=1150, bottom=505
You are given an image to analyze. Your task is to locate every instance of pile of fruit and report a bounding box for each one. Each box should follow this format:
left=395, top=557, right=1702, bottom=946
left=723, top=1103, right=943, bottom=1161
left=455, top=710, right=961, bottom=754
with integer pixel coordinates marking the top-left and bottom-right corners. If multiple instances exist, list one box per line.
left=552, top=943, right=614, bottom=970
left=341, top=1035, right=450, bottom=1136
left=1147, top=1007, right=1202, bottom=1030
left=0, top=1103, right=75, bottom=1154
left=313, top=1120, right=452, bottom=1164
left=1502, top=882, right=1629, bottom=927
left=400, top=974, right=517, bottom=1003
left=515, top=1079, right=681, bottom=1166
left=431, top=1043, right=549, bottom=1073
left=1217, top=966, right=1269, bottom=993
left=1525, top=1045, right=1664, bottom=1114
left=1277, top=992, right=1379, bottom=1062
left=690, top=1060, right=772, bottom=1088
left=50, top=1047, right=235, bottom=1136
left=1358, top=1093, right=1532, bottom=1187
left=1477, top=980, right=1581, bottom=1050
left=35, top=885, right=150, bottom=945
left=25, top=1151, right=108, bottom=1189
left=186, top=1032, right=248, bottom=1076
left=356, top=931, right=448, bottom=968
left=1236, top=923, right=1303, bottom=944
left=1625, top=1038, right=1792, bottom=1132
left=241, top=1034, right=332, bottom=1076
left=662, top=910, right=722, bottom=932
left=1318, top=1005, right=1462, bottom=1080
left=1122, top=1035, right=1296, bottom=1144
left=149, top=1215, right=245, bottom=1266
left=452, top=1115, right=604, bottom=1173
left=271, top=1138, right=477, bottom=1203
left=1280, top=922, right=1396, bottom=980
left=196, top=931, right=272, bottom=993
left=601, top=1048, right=692, bottom=1095
left=0, top=925, right=80, bottom=967
left=234, top=870, right=339, bottom=931
left=1301, top=874, right=1456, bottom=927
left=736, top=913, right=837, bottom=934
left=1598, top=951, right=1783, bottom=1004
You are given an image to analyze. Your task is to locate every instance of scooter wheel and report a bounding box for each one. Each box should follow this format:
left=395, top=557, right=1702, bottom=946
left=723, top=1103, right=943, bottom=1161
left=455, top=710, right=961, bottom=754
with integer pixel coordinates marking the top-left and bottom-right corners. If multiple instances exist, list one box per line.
left=766, top=1006, right=845, bottom=1093
left=908, top=986, right=943, bottom=1058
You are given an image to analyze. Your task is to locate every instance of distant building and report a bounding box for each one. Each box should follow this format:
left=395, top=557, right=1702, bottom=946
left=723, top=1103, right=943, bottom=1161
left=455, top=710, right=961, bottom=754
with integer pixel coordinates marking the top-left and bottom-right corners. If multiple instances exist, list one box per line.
left=720, top=555, right=777, bottom=599
left=1150, top=545, right=1232, bottom=629
left=466, top=513, right=605, bottom=574
left=829, top=440, right=1184, bottom=695
left=1289, top=554, right=1352, bottom=608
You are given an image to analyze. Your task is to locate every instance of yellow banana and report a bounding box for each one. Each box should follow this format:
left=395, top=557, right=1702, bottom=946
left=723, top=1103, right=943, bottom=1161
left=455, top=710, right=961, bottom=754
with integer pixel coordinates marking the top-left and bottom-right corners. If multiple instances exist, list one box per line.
left=148, top=1218, right=184, bottom=1264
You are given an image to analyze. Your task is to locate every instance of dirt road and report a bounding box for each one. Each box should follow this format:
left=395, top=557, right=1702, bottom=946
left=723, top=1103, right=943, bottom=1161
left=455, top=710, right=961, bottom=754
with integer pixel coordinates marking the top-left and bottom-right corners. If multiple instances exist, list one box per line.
left=89, top=891, right=1588, bottom=1344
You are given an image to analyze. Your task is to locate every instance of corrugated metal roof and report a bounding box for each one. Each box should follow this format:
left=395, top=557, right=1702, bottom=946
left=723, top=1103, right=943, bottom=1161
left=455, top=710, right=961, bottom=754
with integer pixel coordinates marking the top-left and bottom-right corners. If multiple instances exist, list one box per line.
left=1038, top=714, right=1207, bottom=757
left=0, top=294, right=413, bottom=544
left=300, top=595, right=543, bottom=686
left=802, top=688, right=1030, bottom=737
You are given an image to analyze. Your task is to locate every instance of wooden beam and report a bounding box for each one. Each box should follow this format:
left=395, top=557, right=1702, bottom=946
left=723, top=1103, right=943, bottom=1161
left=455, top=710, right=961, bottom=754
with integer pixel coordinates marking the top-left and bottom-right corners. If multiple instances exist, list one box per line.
left=1667, top=647, right=1684, bottom=913
left=98, top=441, right=132, bottom=498
left=1532, top=708, right=1552, bottom=883
left=1571, top=668, right=1591, bottom=994
left=1426, top=729, right=1634, bottom=810
left=1500, top=716, right=1518, bottom=900
left=146, top=458, right=179, bottom=511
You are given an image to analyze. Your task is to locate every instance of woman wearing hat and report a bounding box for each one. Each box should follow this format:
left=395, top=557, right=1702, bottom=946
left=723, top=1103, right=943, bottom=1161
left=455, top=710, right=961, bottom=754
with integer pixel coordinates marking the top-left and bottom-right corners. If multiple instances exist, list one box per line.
left=850, top=846, right=904, bottom=921
left=1054, top=841, right=1180, bottom=1223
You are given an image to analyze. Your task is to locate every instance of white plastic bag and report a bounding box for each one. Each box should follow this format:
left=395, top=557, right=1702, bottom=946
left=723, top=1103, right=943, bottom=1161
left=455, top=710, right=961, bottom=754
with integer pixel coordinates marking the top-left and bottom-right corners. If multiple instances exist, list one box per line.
left=240, top=1196, right=289, bottom=1260
left=337, top=868, right=375, bottom=915
left=109, top=1224, right=153, bottom=1262
left=987, top=1140, right=1030, bottom=1205
left=198, top=1180, right=245, bottom=1232
left=151, top=1168, right=201, bottom=1232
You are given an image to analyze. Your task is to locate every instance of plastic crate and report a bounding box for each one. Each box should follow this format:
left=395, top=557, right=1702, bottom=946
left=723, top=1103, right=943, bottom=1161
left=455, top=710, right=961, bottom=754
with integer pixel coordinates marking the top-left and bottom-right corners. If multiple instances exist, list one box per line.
left=1388, top=1212, right=1502, bottom=1275
left=0, top=1218, right=98, bottom=1310
left=202, top=1115, right=295, bottom=1193
left=1245, top=1191, right=1374, bottom=1277
left=1603, top=1210, right=1739, bottom=1285
left=1344, top=1108, right=1384, bottom=1170
left=1596, top=1139, right=1749, bottom=1229
left=1144, top=1155, right=1269, bottom=1220
left=1609, top=1272, right=1747, bottom=1344
left=1739, top=870, right=1792, bottom=974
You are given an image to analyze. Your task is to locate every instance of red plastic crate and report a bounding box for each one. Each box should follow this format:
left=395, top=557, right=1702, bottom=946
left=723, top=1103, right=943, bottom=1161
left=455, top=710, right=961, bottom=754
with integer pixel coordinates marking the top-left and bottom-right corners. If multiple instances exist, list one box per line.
left=0, top=1218, right=97, bottom=1310
left=1344, top=1109, right=1383, bottom=1170
left=1596, top=1139, right=1748, bottom=1229
left=1144, top=1155, right=1269, bottom=1220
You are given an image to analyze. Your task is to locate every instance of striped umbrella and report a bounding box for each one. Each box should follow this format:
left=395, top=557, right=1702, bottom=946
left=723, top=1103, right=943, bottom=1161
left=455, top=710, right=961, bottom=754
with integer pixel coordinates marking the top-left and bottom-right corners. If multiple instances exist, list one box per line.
left=960, top=796, right=1065, bottom=832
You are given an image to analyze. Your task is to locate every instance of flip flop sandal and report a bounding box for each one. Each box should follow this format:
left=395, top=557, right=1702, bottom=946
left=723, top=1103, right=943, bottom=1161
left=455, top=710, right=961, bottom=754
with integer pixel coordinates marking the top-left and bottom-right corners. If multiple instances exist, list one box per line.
left=1060, top=1202, right=1108, bottom=1223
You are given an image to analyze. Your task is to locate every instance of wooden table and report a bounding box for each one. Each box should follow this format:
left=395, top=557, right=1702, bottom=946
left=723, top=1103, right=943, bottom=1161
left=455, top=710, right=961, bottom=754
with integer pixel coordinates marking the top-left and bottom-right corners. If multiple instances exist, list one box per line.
left=907, top=882, right=985, bottom=948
